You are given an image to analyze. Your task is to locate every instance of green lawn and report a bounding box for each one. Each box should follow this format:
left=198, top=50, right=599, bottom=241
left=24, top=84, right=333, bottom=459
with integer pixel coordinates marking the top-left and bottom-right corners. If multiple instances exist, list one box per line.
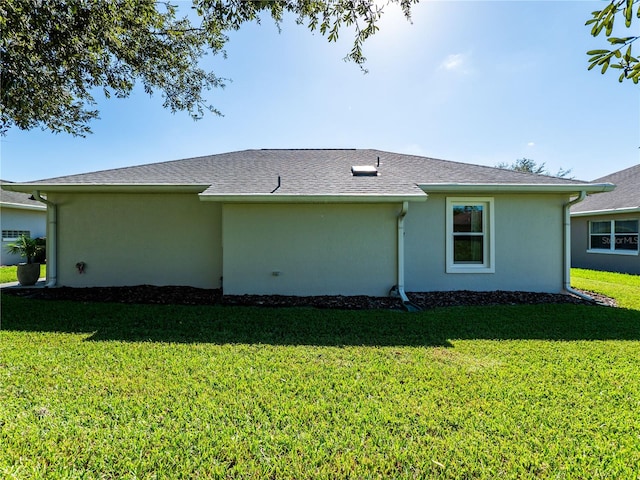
left=0, top=265, right=19, bottom=283
left=0, top=264, right=46, bottom=284
left=1, top=270, right=639, bottom=478
left=572, top=268, right=640, bottom=309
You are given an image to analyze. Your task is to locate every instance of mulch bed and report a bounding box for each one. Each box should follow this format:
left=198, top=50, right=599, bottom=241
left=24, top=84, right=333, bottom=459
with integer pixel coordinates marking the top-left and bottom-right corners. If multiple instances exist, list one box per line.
left=2, top=285, right=616, bottom=310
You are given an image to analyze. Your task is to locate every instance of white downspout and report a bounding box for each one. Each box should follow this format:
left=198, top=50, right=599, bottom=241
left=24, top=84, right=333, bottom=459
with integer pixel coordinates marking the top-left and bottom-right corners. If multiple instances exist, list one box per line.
left=32, top=191, right=57, bottom=287
left=563, top=191, right=592, bottom=301
left=397, top=201, right=410, bottom=304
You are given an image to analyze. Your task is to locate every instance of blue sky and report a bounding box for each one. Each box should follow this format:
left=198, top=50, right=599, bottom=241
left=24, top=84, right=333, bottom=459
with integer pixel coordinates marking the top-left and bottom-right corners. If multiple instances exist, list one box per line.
left=1, top=0, right=638, bottom=182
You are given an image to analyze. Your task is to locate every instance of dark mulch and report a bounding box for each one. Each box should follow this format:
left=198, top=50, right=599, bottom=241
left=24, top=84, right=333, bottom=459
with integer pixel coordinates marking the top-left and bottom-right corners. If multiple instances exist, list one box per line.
left=1, top=285, right=616, bottom=310
left=409, top=290, right=616, bottom=309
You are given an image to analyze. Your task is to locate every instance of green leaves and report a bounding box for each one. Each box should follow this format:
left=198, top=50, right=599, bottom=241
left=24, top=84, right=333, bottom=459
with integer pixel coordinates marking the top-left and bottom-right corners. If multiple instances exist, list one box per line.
left=496, top=158, right=573, bottom=178
left=587, top=41, right=640, bottom=83
left=626, top=0, right=635, bottom=27
left=586, top=0, right=640, bottom=84
left=4, top=235, right=44, bottom=264
left=1, top=0, right=225, bottom=136
left=1, top=0, right=418, bottom=136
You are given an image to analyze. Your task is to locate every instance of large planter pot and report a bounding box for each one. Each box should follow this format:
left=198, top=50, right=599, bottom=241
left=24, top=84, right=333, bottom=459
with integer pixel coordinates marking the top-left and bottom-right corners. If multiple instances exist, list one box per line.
left=17, top=263, right=41, bottom=286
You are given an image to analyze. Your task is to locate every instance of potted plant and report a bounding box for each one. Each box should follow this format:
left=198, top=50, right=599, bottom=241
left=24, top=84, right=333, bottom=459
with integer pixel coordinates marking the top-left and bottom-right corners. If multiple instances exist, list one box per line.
left=5, top=235, right=45, bottom=286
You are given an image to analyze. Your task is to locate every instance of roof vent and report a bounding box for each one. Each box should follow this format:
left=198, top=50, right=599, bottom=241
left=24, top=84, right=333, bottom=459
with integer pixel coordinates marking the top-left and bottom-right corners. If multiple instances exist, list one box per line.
left=351, top=165, right=378, bottom=177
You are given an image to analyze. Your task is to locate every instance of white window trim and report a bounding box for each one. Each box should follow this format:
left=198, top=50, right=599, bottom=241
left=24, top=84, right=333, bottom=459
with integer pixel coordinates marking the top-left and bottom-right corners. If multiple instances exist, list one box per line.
left=587, top=218, right=639, bottom=256
left=446, top=197, right=495, bottom=274
left=586, top=249, right=638, bottom=256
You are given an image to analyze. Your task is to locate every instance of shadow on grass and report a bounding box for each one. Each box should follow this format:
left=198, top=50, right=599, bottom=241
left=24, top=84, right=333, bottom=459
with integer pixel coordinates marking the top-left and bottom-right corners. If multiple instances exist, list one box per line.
left=1, top=294, right=639, bottom=346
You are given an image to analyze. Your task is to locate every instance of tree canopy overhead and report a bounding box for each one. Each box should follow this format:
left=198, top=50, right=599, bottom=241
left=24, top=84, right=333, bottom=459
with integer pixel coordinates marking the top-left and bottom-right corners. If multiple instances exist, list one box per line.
left=0, top=0, right=416, bottom=137
left=1, top=1, right=636, bottom=138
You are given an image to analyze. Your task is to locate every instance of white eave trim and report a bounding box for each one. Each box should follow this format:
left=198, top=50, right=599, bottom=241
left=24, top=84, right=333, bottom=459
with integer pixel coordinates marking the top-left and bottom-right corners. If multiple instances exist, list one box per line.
left=0, top=201, right=47, bottom=211
left=571, top=206, right=640, bottom=217
left=1, top=184, right=211, bottom=194
left=2, top=184, right=428, bottom=202
left=198, top=193, right=429, bottom=203
left=418, top=182, right=615, bottom=194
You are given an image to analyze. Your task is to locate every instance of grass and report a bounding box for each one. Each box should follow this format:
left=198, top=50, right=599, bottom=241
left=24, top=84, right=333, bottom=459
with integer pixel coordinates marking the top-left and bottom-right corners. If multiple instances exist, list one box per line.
left=0, top=264, right=46, bottom=284
left=0, top=266, right=18, bottom=283
left=1, top=269, right=639, bottom=478
left=572, top=268, right=640, bottom=309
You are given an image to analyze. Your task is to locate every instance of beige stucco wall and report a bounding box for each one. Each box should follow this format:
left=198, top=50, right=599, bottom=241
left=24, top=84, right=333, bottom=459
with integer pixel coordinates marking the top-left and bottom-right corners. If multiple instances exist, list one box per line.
left=404, top=193, right=567, bottom=293
left=222, top=203, right=399, bottom=296
left=44, top=192, right=572, bottom=294
left=571, top=214, right=640, bottom=275
left=49, top=193, right=222, bottom=288
left=1, top=206, right=47, bottom=265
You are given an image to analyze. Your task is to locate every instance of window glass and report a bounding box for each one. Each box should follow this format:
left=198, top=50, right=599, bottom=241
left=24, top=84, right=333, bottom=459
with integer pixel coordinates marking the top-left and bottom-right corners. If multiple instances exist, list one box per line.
left=590, top=235, right=610, bottom=250
left=614, top=234, right=638, bottom=250
left=454, top=236, right=484, bottom=263
left=590, top=221, right=611, bottom=234
left=615, top=220, right=638, bottom=233
left=453, top=205, right=483, bottom=233
left=588, top=219, right=639, bottom=253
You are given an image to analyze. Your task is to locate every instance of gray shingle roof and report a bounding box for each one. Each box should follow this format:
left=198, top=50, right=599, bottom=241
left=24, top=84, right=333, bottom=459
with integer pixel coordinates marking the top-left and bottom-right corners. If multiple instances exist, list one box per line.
left=572, top=164, right=640, bottom=213
left=0, top=180, right=46, bottom=208
left=13, top=149, right=596, bottom=198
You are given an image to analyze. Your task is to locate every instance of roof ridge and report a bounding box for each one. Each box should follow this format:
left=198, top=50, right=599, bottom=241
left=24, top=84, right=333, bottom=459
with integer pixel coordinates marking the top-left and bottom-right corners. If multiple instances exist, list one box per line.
left=368, top=149, right=590, bottom=183
left=260, top=148, right=357, bottom=151
left=593, top=163, right=640, bottom=182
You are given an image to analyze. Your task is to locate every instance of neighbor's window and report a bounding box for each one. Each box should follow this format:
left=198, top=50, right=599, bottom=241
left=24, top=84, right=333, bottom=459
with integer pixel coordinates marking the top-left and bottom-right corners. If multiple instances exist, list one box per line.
left=589, top=219, right=639, bottom=254
left=446, top=198, right=495, bottom=273
left=2, top=230, right=30, bottom=241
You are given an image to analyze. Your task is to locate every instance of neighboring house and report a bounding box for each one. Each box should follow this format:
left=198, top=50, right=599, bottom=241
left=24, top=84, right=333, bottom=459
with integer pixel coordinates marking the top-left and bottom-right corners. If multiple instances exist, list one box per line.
left=1, top=149, right=613, bottom=296
left=571, top=164, right=640, bottom=275
left=0, top=180, right=47, bottom=265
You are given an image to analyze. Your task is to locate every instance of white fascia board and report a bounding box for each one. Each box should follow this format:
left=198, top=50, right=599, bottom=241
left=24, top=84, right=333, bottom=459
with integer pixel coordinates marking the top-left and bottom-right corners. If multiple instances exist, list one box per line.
left=1, top=184, right=210, bottom=194
left=418, top=183, right=615, bottom=194
left=571, top=206, right=640, bottom=217
left=0, top=201, right=47, bottom=211
left=198, top=193, right=429, bottom=203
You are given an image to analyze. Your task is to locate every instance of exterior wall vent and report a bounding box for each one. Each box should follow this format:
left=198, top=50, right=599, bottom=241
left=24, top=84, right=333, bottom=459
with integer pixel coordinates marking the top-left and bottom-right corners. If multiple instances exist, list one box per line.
left=351, top=165, right=378, bottom=176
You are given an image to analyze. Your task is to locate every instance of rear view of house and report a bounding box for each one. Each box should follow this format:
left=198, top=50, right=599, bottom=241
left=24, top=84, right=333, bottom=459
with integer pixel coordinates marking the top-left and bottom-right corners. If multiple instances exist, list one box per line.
left=571, top=164, right=640, bottom=275
left=2, top=149, right=614, bottom=296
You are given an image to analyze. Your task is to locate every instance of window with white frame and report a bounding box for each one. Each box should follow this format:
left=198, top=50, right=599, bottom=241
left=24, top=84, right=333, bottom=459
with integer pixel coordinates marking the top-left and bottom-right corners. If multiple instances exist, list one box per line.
left=446, top=197, right=495, bottom=273
left=588, top=219, right=639, bottom=254
left=2, top=230, right=30, bottom=241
